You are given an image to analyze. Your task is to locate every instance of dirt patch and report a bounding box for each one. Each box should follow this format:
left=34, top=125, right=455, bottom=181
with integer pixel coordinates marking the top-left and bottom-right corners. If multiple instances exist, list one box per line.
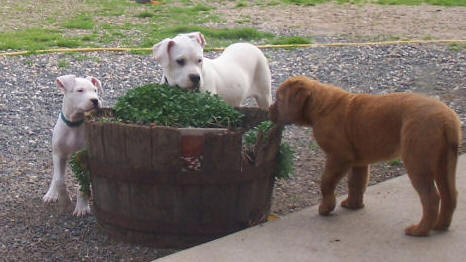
left=211, top=3, right=466, bottom=41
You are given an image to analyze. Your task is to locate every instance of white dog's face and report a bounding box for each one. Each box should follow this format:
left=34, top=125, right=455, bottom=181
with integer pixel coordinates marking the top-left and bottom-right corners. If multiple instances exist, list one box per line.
left=153, top=32, right=206, bottom=90
left=57, top=75, right=103, bottom=113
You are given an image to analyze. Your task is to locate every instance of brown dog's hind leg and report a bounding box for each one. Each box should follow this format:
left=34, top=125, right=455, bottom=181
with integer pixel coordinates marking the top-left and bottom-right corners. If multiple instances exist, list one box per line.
left=341, top=165, right=369, bottom=210
left=319, top=158, right=351, bottom=216
left=403, top=167, right=440, bottom=237
left=433, top=145, right=458, bottom=231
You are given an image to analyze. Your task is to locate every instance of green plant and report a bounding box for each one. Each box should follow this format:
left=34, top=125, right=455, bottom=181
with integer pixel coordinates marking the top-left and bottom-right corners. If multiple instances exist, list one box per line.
left=243, top=120, right=295, bottom=179
left=70, top=149, right=91, bottom=196
left=99, top=117, right=115, bottom=124
left=113, top=84, right=243, bottom=128
left=276, top=142, right=295, bottom=179
left=243, top=120, right=274, bottom=145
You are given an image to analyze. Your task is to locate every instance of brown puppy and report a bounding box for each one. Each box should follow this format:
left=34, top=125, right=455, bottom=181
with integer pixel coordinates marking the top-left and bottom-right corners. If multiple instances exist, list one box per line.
left=269, top=75, right=462, bottom=236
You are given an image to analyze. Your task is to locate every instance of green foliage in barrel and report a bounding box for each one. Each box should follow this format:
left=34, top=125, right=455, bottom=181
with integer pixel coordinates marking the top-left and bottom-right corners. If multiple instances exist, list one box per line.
left=70, top=149, right=90, bottom=196
left=113, top=83, right=243, bottom=128
left=243, top=120, right=295, bottom=179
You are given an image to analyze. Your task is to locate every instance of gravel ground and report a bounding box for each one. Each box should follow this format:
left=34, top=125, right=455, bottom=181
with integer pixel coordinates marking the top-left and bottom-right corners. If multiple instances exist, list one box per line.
left=1, top=42, right=465, bottom=261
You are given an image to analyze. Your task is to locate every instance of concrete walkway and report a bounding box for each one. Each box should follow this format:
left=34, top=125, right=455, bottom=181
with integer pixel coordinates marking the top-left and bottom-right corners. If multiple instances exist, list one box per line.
left=156, top=154, right=466, bottom=262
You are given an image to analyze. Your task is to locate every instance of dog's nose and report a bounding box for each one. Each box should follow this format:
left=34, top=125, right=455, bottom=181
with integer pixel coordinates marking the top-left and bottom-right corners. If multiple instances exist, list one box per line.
left=189, top=74, right=201, bottom=85
left=91, top=99, right=99, bottom=107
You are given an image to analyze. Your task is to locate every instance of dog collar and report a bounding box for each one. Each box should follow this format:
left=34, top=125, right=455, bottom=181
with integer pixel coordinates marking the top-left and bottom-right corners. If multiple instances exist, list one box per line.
left=60, top=111, right=84, bottom=128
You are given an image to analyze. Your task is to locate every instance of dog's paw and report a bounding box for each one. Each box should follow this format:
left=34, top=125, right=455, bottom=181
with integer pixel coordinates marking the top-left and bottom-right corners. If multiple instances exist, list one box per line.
left=43, top=187, right=61, bottom=203
left=341, top=199, right=365, bottom=210
left=73, top=193, right=91, bottom=216
left=318, top=203, right=335, bottom=216
left=73, top=205, right=91, bottom=217
left=319, top=197, right=336, bottom=216
left=404, top=224, right=430, bottom=237
left=433, top=221, right=451, bottom=231
left=43, top=185, right=69, bottom=203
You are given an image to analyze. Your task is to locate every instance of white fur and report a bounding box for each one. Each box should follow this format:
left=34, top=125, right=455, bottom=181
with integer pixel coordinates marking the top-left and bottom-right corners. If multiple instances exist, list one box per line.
left=152, top=32, right=272, bottom=109
left=42, top=74, right=102, bottom=216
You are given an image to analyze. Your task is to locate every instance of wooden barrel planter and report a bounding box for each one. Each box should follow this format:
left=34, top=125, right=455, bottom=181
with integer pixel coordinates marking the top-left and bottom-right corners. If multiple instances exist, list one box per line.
left=84, top=108, right=283, bottom=249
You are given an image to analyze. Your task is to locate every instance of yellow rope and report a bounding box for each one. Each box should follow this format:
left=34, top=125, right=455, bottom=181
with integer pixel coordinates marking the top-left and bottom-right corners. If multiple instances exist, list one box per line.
left=1, top=39, right=465, bottom=57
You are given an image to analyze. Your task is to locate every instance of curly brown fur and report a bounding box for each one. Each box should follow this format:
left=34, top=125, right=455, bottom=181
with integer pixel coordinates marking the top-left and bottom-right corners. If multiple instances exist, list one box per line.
left=269, top=75, right=462, bottom=236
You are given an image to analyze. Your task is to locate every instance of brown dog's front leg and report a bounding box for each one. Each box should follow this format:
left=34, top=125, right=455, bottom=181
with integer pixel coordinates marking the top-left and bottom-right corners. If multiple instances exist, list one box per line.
left=319, top=158, right=351, bottom=216
left=341, top=165, right=369, bottom=210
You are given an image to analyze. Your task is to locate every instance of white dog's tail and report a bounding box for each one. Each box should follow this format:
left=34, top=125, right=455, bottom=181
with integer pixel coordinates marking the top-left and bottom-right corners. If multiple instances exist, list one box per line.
left=253, top=50, right=272, bottom=110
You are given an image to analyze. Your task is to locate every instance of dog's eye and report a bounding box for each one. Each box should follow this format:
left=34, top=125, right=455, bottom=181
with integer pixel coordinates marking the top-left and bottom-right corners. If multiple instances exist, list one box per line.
left=77, top=89, right=84, bottom=93
left=197, top=58, right=202, bottom=64
left=176, top=59, right=185, bottom=66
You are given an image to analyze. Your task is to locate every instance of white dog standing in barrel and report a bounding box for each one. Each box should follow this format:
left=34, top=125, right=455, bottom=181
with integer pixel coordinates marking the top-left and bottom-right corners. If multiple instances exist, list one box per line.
left=43, top=74, right=103, bottom=216
left=152, top=32, right=272, bottom=109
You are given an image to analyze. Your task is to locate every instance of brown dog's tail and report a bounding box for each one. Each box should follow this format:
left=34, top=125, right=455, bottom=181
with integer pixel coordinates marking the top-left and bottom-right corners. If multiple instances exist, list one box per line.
left=434, top=117, right=461, bottom=229
left=445, top=121, right=461, bottom=202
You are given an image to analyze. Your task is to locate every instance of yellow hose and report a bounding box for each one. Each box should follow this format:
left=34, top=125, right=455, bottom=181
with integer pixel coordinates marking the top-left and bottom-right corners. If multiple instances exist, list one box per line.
left=1, top=39, right=465, bottom=57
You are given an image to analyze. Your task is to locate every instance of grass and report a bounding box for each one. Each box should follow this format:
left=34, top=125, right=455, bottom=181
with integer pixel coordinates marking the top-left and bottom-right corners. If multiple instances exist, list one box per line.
left=0, top=0, right=278, bottom=52
left=389, top=158, right=403, bottom=166
left=0, top=0, right=463, bottom=53
left=271, top=36, right=312, bottom=45
left=138, top=25, right=275, bottom=52
left=449, top=42, right=466, bottom=51
left=236, top=1, right=249, bottom=7
left=0, top=28, right=83, bottom=51
left=135, top=11, right=155, bottom=18
left=157, top=26, right=274, bottom=45
left=57, top=60, right=69, bottom=68
left=62, top=14, right=95, bottom=29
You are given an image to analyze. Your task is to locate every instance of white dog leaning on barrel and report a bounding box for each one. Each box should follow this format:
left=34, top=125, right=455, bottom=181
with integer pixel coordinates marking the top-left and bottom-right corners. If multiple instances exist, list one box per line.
left=42, top=74, right=103, bottom=216
left=152, top=32, right=272, bottom=110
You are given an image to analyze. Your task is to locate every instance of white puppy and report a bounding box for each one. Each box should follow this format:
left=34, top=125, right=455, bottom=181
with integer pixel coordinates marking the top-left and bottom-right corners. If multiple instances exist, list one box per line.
left=152, top=32, right=272, bottom=109
left=42, top=75, right=102, bottom=216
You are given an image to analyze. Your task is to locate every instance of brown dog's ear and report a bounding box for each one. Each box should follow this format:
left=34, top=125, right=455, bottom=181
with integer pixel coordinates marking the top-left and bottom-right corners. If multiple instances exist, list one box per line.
left=279, top=76, right=313, bottom=124
left=293, top=87, right=312, bottom=123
